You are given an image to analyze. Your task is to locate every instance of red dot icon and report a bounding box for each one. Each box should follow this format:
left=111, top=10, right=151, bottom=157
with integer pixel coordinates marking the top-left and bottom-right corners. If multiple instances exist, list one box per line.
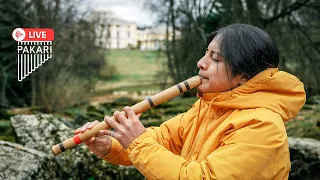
left=12, top=28, right=26, bottom=42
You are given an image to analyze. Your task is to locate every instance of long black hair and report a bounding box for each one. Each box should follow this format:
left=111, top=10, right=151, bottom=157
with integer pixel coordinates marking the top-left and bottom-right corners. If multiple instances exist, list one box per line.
left=207, top=24, right=279, bottom=79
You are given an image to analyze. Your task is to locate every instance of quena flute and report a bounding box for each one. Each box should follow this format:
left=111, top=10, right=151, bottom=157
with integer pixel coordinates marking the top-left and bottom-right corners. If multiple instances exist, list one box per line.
left=51, top=76, right=201, bottom=156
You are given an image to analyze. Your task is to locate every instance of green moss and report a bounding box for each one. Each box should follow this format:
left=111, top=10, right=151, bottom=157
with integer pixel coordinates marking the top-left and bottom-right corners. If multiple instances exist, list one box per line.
left=0, top=135, right=15, bottom=142
left=285, top=104, right=320, bottom=140
left=0, top=120, right=15, bottom=142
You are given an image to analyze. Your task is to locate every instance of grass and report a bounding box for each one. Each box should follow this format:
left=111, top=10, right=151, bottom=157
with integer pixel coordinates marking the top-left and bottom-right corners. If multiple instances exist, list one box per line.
left=95, top=50, right=168, bottom=97
left=103, top=49, right=165, bottom=82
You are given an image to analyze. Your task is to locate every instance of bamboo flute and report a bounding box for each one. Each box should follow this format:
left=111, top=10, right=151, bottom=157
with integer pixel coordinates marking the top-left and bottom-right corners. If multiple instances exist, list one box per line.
left=51, top=76, right=201, bottom=156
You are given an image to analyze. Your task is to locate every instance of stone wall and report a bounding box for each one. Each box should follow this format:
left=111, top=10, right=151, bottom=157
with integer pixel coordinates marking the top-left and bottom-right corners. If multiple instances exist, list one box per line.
left=0, top=114, right=319, bottom=179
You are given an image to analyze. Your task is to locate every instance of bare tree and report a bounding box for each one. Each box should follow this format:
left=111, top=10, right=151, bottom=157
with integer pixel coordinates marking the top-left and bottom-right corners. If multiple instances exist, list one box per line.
left=144, top=0, right=320, bottom=95
left=145, top=0, right=219, bottom=87
left=0, top=0, right=109, bottom=111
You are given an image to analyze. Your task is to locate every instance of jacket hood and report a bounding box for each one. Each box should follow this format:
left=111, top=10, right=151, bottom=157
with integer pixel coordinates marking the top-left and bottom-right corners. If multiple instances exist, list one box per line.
left=199, top=68, right=306, bottom=121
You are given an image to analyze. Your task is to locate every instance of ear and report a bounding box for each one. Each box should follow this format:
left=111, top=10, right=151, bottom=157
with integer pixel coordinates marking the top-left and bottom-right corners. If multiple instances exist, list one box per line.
left=239, top=76, right=248, bottom=85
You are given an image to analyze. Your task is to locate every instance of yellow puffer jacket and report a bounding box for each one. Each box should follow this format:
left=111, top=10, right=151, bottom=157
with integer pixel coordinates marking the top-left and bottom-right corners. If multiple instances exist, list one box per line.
left=103, top=68, right=306, bottom=180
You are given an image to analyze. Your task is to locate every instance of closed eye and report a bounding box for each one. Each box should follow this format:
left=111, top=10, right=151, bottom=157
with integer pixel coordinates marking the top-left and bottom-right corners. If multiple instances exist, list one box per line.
left=212, top=56, right=220, bottom=62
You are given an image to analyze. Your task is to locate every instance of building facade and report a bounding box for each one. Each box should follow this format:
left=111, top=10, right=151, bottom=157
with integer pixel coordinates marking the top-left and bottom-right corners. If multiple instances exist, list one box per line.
left=137, top=27, right=166, bottom=50
left=107, top=20, right=137, bottom=49
left=105, top=19, right=168, bottom=50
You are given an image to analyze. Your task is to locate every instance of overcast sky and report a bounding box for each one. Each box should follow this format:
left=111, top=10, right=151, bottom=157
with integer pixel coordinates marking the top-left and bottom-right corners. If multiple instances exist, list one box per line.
left=85, top=0, right=155, bottom=26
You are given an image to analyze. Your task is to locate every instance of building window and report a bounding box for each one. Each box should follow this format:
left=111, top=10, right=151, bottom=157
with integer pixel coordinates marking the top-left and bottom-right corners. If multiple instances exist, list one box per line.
left=117, top=31, right=119, bottom=38
left=128, top=31, right=130, bottom=38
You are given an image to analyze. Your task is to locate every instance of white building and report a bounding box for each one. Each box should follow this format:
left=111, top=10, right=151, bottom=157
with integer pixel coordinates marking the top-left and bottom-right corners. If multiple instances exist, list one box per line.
left=137, top=26, right=166, bottom=50
left=107, top=19, right=137, bottom=49
left=93, top=11, right=171, bottom=50
left=93, top=10, right=172, bottom=50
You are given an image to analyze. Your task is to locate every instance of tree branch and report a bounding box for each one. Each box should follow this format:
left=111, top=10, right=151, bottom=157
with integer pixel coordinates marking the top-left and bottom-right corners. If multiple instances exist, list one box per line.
left=265, top=0, right=311, bottom=25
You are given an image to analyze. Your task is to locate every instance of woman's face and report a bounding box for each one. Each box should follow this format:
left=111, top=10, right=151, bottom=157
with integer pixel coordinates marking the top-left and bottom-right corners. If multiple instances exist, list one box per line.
left=197, top=37, right=242, bottom=93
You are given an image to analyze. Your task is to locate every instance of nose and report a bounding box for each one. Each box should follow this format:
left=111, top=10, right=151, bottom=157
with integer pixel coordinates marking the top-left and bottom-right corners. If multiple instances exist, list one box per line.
left=197, top=56, right=207, bottom=70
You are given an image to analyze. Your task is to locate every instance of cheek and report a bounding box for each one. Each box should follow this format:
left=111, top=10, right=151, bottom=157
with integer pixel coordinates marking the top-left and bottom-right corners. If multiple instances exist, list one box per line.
left=209, top=63, right=227, bottom=80
left=209, top=65, right=230, bottom=86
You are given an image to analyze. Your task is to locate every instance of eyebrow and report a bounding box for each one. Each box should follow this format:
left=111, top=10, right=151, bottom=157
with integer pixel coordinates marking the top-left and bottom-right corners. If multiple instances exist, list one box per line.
left=206, top=48, right=220, bottom=55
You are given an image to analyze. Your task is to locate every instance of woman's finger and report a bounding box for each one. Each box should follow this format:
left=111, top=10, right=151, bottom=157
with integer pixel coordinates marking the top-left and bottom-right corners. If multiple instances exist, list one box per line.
left=123, top=106, right=135, bottom=119
left=88, top=120, right=100, bottom=129
left=137, top=113, right=142, bottom=119
left=114, top=110, right=131, bottom=126
left=84, top=137, right=95, bottom=146
left=123, top=106, right=142, bottom=122
left=75, top=122, right=90, bottom=134
left=97, top=130, right=111, bottom=137
left=80, top=122, right=91, bottom=133
left=74, top=127, right=81, bottom=134
left=104, top=115, right=122, bottom=132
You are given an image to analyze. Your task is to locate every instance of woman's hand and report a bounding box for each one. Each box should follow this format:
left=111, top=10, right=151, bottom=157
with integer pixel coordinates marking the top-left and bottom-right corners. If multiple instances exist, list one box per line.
left=104, top=106, right=146, bottom=149
left=74, top=120, right=112, bottom=158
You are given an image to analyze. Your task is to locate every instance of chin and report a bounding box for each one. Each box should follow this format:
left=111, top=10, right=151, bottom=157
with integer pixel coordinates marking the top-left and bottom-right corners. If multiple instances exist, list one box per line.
left=196, top=86, right=208, bottom=93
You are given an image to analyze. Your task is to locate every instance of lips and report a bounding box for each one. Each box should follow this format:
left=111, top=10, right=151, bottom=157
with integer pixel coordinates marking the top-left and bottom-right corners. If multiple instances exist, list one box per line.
left=198, top=74, right=208, bottom=80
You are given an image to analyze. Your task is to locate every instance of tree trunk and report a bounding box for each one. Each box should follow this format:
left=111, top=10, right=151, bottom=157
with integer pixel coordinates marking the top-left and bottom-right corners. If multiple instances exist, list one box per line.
left=0, top=66, right=8, bottom=108
left=245, top=0, right=264, bottom=27
left=31, top=73, right=36, bottom=107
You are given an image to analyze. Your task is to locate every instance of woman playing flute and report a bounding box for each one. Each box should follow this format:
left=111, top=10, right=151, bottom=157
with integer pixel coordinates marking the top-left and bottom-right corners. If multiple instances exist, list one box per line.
left=75, top=23, right=306, bottom=179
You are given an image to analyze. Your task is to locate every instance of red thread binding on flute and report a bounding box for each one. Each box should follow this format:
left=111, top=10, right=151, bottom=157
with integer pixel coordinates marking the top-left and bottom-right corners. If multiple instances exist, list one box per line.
left=73, top=135, right=82, bottom=144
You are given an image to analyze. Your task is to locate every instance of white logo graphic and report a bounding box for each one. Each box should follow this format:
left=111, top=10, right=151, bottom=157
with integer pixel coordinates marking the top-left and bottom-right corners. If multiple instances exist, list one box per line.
left=12, top=28, right=54, bottom=81
left=12, top=28, right=26, bottom=41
